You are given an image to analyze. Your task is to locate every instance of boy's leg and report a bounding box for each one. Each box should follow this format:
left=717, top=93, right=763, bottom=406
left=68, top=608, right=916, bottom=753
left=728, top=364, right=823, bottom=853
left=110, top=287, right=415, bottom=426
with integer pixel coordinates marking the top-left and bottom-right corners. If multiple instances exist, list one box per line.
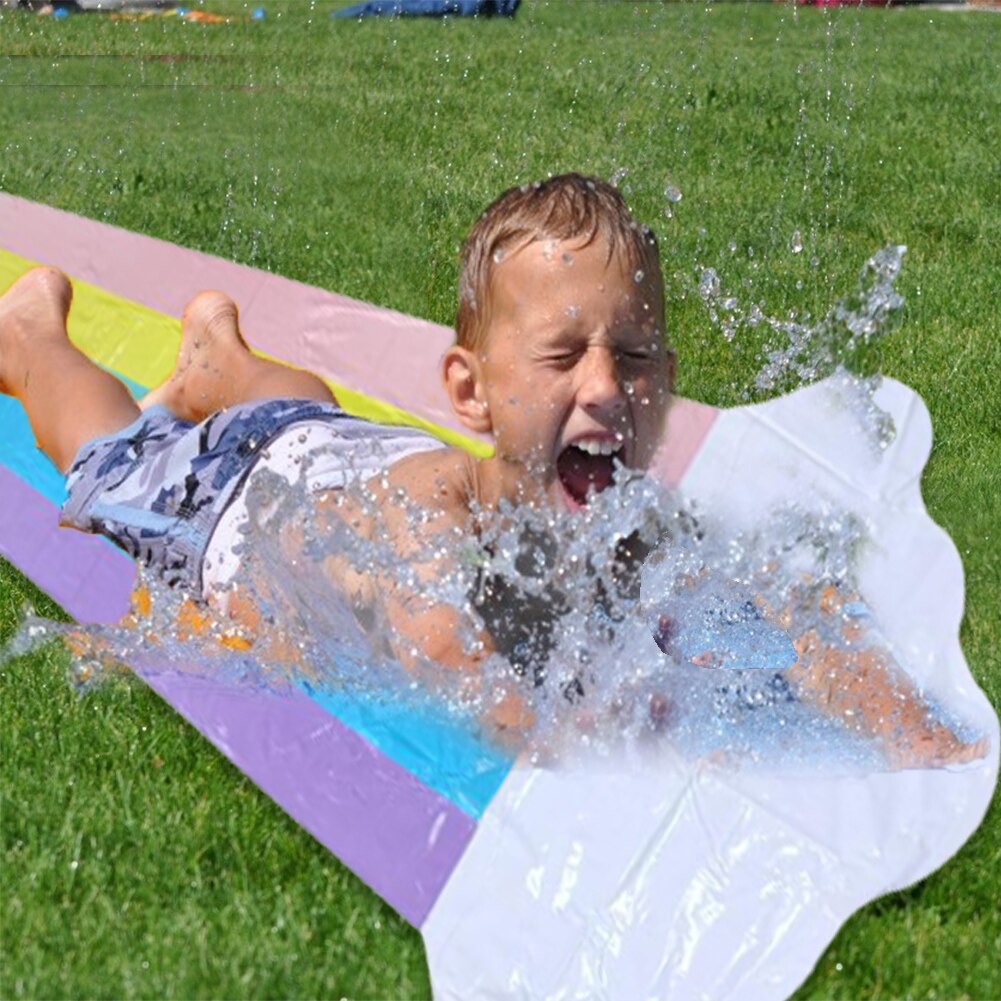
left=141, top=291, right=336, bottom=422
left=0, top=268, right=141, bottom=474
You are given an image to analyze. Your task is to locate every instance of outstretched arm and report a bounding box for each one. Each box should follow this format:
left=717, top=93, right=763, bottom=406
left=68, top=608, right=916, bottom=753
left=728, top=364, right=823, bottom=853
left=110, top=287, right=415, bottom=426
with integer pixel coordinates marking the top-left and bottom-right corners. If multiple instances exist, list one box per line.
left=785, top=586, right=987, bottom=769
left=307, top=450, right=536, bottom=741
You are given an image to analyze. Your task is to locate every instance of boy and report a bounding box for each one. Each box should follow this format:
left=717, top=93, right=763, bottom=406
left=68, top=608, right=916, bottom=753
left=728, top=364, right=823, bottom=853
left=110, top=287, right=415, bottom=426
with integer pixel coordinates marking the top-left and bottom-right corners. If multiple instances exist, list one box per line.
left=0, top=175, right=985, bottom=764
left=0, top=176, right=669, bottom=685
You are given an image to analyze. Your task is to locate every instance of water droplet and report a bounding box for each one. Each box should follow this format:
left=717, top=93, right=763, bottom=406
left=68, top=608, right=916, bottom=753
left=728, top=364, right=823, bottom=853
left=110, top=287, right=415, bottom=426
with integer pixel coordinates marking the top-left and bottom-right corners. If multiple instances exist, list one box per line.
left=790, top=230, right=804, bottom=254
left=698, top=268, right=721, bottom=300
left=634, top=269, right=645, bottom=284
left=664, top=183, right=683, bottom=203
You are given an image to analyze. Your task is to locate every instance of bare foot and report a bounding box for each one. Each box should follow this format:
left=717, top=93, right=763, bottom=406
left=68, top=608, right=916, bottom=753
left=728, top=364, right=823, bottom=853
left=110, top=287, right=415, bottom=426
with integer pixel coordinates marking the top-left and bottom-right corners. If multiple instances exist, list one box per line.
left=0, top=267, right=73, bottom=398
left=140, top=291, right=251, bottom=422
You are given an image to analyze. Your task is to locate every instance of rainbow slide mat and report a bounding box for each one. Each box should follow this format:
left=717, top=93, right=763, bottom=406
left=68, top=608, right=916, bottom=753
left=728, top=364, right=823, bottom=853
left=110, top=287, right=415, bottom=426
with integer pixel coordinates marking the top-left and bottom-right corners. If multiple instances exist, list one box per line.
left=1, top=194, right=997, bottom=999
left=0, top=193, right=523, bottom=924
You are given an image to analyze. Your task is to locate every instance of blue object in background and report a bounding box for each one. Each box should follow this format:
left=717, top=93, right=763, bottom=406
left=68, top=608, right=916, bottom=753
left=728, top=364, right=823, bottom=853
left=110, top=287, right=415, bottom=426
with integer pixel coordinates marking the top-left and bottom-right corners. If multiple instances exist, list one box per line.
left=251, top=6, right=266, bottom=19
left=52, top=7, right=70, bottom=19
left=333, top=0, right=519, bottom=19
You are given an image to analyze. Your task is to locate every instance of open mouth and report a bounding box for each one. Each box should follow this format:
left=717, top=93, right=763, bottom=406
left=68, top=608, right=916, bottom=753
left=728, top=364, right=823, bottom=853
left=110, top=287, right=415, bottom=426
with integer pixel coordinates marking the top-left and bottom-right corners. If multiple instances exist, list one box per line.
left=556, top=439, right=623, bottom=507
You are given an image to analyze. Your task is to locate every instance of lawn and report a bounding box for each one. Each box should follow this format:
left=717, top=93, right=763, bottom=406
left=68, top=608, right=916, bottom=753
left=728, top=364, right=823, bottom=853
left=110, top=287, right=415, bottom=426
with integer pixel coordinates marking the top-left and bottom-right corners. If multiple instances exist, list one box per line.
left=1, top=1, right=999, bottom=998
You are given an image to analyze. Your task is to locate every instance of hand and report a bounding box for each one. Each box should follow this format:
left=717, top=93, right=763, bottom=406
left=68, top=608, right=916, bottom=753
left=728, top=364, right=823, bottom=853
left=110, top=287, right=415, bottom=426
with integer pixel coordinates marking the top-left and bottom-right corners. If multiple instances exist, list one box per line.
left=885, top=726, right=990, bottom=771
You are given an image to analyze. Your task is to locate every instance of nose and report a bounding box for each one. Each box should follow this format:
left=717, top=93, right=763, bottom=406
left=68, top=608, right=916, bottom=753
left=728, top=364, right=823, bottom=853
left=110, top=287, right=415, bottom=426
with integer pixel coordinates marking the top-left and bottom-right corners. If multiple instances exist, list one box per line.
left=576, top=346, right=625, bottom=415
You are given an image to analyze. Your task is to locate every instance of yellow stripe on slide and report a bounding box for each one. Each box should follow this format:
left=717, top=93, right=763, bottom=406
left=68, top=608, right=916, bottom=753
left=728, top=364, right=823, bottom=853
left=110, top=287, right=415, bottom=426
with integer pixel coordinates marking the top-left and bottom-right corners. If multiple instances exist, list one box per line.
left=1, top=248, right=180, bottom=389
left=0, top=250, right=489, bottom=456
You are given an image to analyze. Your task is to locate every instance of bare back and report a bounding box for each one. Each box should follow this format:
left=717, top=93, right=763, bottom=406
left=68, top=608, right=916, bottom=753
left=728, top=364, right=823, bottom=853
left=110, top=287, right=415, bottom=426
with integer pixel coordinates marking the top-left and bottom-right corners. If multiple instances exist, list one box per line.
left=307, top=445, right=487, bottom=672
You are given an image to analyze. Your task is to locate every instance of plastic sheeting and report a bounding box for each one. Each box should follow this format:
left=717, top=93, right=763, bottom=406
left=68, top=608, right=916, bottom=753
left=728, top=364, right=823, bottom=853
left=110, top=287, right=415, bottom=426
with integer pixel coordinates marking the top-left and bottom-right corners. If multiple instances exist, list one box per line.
left=422, top=377, right=999, bottom=999
left=1, top=194, right=997, bottom=998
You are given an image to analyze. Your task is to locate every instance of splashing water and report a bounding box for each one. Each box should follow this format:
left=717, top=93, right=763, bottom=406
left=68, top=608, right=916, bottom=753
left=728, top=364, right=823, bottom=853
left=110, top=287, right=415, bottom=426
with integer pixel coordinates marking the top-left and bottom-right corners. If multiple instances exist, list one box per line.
left=698, top=244, right=906, bottom=451
left=663, top=181, right=683, bottom=219
left=0, top=193, right=980, bottom=775
left=5, top=431, right=980, bottom=775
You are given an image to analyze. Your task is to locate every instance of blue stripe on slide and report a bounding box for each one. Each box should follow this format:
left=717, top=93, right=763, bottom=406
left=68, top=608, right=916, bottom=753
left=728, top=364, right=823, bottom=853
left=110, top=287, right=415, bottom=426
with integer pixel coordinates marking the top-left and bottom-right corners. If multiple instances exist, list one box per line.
left=304, top=685, right=512, bottom=819
left=0, top=370, right=149, bottom=507
left=0, top=396, right=68, bottom=507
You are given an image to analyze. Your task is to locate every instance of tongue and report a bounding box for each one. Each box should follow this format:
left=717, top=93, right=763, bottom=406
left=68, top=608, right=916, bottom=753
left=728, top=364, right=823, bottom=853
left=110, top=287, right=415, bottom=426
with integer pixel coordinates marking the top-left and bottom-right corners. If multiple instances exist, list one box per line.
left=557, top=447, right=616, bottom=504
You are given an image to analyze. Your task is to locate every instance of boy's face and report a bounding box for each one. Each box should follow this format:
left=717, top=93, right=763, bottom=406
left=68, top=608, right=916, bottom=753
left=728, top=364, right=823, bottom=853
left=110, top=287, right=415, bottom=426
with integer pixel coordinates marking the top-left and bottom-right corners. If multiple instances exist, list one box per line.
left=472, top=236, right=672, bottom=511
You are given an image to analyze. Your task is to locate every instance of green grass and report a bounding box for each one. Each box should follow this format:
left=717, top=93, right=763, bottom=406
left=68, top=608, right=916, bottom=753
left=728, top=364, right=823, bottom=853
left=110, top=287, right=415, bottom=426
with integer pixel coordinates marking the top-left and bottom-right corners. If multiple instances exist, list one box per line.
left=1, top=1, right=999, bottom=997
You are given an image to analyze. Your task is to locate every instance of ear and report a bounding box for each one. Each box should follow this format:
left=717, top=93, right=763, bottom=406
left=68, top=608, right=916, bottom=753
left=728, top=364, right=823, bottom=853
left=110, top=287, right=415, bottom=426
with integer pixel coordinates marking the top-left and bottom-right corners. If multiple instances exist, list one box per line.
left=442, top=345, right=492, bottom=434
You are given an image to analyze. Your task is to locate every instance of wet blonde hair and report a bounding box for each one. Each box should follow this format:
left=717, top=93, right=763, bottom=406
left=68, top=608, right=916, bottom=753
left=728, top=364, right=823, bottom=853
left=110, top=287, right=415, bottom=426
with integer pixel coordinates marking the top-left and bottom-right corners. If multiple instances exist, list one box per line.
left=456, top=173, right=662, bottom=352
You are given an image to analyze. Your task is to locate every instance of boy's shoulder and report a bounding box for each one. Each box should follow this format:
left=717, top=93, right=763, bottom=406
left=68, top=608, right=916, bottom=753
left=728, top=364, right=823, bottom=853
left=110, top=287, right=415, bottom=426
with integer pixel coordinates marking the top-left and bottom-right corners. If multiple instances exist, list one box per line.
left=382, top=445, right=477, bottom=526
left=315, top=444, right=476, bottom=555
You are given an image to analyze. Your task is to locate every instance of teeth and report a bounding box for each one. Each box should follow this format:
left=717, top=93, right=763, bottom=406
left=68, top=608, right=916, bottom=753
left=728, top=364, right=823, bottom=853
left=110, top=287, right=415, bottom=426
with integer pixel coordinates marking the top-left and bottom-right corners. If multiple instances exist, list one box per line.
left=573, top=439, right=620, bottom=457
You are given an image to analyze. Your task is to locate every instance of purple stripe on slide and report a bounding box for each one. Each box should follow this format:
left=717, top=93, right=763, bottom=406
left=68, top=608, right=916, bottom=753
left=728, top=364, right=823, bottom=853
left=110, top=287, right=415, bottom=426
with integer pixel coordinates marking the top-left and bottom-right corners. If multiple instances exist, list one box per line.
left=0, top=194, right=467, bottom=436
left=135, top=663, right=475, bottom=928
left=0, top=466, right=472, bottom=926
left=0, top=464, right=134, bottom=623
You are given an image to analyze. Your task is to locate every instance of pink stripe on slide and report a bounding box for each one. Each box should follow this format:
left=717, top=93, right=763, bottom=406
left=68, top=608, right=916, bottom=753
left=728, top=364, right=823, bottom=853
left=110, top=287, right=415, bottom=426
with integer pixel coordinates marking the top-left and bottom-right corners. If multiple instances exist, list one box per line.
left=653, top=398, right=719, bottom=488
left=1, top=194, right=717, bottom=487
left=0, top=195, right=462, bottom=433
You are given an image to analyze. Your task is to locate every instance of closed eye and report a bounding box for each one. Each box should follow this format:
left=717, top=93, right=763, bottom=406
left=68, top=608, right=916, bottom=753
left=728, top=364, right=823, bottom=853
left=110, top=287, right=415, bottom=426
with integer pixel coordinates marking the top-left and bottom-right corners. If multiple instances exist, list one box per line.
left=543, top=350, right=584, bottom=369
left=618, top=347, right=659, bottom=362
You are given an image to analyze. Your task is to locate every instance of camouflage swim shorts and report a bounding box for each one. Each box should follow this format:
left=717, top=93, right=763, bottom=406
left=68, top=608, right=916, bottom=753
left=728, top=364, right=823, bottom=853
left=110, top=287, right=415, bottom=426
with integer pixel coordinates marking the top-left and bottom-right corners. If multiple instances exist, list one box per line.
left=61, top=398, right=442, bottom=591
